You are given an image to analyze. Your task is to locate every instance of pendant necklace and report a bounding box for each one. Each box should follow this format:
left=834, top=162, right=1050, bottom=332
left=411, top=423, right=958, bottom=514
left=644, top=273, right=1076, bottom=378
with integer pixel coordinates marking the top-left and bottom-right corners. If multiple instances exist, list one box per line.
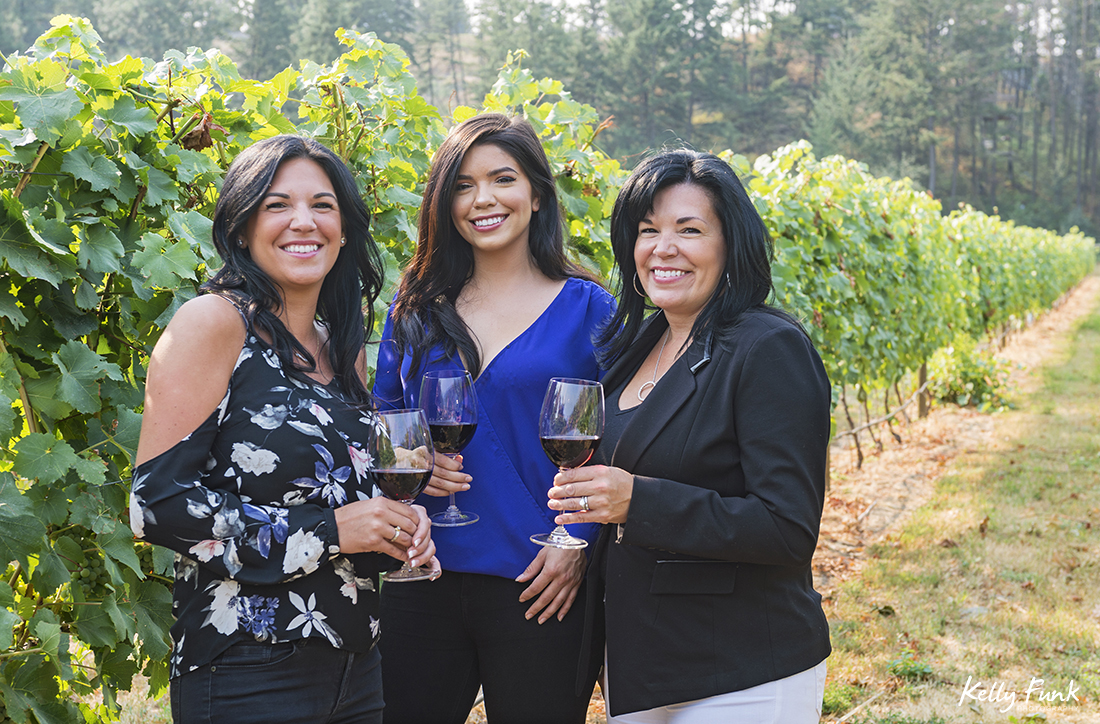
left=637, top=329, right=670, bottom=402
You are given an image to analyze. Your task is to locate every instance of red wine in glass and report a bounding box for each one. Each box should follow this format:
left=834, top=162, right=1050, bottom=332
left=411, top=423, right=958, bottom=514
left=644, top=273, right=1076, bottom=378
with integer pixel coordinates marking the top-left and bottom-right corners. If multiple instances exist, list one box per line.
left=428, top=423, right=478, bottom=456
left=531, top=378, right=604, bottom=550
left=420, top=370, right=479, bottom=527
left=370, top=409, right=438, bottom=583
left=373, top=468, right=432, bottom=502
left=540, top=435, right=601, bottom=470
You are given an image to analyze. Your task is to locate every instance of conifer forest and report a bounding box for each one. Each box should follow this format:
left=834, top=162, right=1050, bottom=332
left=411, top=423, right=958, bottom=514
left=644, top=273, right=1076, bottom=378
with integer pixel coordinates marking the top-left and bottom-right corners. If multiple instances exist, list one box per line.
left=5, top=0, right=1100, bottom=236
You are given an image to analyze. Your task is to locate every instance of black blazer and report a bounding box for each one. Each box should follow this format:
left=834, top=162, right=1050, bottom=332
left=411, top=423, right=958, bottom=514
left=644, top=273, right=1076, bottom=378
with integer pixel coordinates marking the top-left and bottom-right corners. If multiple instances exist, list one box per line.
left=582, top=309, right=832, bottom=716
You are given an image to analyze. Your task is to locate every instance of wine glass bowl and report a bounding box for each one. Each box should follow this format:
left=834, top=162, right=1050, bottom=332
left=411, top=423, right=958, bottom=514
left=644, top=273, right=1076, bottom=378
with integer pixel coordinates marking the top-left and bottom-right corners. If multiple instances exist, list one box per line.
left=420, top=370, right=479, bottom=527
left=370, top=409, right=438, bottom=582
left=531, top=378, right=604, bottom=550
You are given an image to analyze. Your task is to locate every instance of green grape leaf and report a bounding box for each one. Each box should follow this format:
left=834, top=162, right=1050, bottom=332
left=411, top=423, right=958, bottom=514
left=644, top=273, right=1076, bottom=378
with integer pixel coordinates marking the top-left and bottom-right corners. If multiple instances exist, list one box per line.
left=78, top=223, right=125, bottom=274
left=143, top=654, right=170, bottom=698
left=167, top=208, right=216, bottom=262
left=30, top=610, right=62, bottom=660
left=100, top=589, right=136, bottom=641
left=0, top=287, right=29, bottom=327
left=152, top=545, right=174, bottom=576
left=0, top=193, right=65, bottom=286
left=164, top=145, right=221, bottom=184
left=72, top=595, right=123, bottom=649
left=383, top=185, right=422, bottom=207
left=25, top=209, right=76, bottom=254
left=129, top=232, right=200, bottom=289
left=60, top=146, right=121, bottom=192
left=23, top=375, right=75, bottom=423
left=68, top=488, right=108, bottom=533
left=0, top=606, right=20, bottom=650
left=127, top=574, right=173, bottom=661
left=74, top=278, right=99, bottom=309
left=52, top=340, right=125, bottom=414
left=73, top=455, right=107, bottom=486
left=37, top=282, right=97, bottom=339
left=97, top=406, right=143, bottom=460
left=97, top=94, right=157, bottom=137
left=0, top=656, right=57, bottom=723
left=11, top=434, right=83, bottom=485
left=52, top=535, right=84, bottom=568
left=0, top=473, right=48, bottom=569
left=30, top=544, right=71, bottom=597
left=99, top=525, right=142, bottom=576
left=0, top=63, right=83, bottom=144
left=0, top=127, right=38, bottom=154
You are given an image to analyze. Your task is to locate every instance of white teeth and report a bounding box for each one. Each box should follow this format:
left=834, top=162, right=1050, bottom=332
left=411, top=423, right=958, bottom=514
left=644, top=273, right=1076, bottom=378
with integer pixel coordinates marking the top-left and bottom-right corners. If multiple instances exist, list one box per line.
left=653, top=269, right=687, bottom=279
left=284, top=244, right=320, bottom=253
left=473, top=216, right=506, bottom=227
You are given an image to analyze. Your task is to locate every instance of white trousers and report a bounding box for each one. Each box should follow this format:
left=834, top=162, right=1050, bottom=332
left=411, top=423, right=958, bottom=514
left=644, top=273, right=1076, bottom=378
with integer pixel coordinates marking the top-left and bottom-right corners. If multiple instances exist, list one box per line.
left=605, top=658, right=827, bottom=724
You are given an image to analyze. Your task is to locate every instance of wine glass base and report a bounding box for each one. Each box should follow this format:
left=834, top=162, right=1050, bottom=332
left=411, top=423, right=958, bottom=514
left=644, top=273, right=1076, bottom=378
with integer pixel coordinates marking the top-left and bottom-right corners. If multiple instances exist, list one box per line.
left=382, top=565, right=440, bottom=583
left=431, top=509, right=479, bottom=527
left=530, top=532, right=589, bottom=550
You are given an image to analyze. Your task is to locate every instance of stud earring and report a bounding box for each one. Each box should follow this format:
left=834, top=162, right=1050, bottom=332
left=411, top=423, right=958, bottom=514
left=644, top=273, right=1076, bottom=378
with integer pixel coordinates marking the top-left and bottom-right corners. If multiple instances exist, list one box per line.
left=340, top=237, right=346, bottom=245
left=237, top=238, right=245, bottom=248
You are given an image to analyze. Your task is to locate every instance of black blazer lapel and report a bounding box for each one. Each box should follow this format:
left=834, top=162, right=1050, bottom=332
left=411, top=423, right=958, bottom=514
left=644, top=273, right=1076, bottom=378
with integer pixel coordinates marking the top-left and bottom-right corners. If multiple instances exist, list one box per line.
left=608, top=322, right=712, bottom=472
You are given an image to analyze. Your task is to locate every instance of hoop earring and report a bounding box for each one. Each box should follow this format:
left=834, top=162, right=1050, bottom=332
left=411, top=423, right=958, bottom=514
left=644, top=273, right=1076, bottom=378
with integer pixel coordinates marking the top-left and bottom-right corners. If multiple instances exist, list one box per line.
left=633, top=272, right=647, bottom=297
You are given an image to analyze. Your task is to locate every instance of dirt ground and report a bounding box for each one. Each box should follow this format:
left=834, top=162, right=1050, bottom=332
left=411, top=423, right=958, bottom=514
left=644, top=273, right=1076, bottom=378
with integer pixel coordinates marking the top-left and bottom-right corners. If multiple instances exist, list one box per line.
left=813, top=274, right=1100, bottom=601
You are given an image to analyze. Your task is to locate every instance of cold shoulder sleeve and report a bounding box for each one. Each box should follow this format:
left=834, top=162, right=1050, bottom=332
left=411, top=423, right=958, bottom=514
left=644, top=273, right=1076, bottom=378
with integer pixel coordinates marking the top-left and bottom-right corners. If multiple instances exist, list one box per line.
left=130, top=400, right=343, bottom=586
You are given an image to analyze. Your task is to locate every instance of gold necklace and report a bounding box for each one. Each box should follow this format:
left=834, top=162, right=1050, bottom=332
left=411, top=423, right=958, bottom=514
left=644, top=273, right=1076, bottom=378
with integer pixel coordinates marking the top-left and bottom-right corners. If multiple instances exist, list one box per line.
left=637, top=329, right=670, bottom=402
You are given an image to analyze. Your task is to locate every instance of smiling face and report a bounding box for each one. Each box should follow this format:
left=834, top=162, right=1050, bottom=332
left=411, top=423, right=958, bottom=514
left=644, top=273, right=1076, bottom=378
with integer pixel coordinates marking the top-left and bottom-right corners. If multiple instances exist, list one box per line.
left=450, top=143, right=541, bottom=259
left=634, top=182, right=727, bottom=326
left=240, top=157, right=343, bottom=300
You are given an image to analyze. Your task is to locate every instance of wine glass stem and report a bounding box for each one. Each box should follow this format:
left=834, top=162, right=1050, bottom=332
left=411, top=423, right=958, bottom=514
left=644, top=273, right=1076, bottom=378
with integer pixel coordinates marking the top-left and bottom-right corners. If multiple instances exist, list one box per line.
left=399, top=499, right=416, bottom=572
left=443, top=453, right=460, bottom=513
left=550, top=466, right=571, bottom=540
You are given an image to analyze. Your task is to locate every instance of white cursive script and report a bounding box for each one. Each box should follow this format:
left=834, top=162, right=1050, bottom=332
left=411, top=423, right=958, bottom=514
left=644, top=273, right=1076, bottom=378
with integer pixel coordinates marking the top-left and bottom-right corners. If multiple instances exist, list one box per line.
left=958, top=676, right=1081, bottom=714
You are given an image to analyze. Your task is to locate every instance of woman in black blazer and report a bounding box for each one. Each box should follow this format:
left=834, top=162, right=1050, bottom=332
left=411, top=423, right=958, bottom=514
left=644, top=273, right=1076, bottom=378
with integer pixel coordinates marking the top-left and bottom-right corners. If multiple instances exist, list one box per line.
left=548, top=150, right=831, bottom=722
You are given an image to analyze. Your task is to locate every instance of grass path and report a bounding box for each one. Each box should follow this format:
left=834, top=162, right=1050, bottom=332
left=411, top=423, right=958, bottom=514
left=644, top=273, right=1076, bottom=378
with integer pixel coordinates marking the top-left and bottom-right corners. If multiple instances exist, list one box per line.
left=822, top=283, right=1100, bottom=723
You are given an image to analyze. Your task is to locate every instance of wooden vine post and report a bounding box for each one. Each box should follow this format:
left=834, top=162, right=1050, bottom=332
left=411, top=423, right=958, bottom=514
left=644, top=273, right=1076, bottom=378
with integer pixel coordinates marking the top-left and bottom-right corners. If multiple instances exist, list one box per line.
left=918, top=362, right=929, bottom=418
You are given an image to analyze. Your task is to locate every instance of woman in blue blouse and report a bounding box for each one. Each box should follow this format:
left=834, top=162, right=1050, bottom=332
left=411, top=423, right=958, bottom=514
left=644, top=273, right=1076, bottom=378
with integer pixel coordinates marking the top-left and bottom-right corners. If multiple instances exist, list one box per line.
left=374, top=113, right=613, bottom=723
left=132, top=135, right=437, bottom=724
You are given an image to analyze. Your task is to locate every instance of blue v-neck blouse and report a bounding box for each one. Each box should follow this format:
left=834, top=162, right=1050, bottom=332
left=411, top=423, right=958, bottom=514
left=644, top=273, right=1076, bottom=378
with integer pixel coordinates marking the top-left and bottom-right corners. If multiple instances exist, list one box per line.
left=373, top=277, right=614, bottom=579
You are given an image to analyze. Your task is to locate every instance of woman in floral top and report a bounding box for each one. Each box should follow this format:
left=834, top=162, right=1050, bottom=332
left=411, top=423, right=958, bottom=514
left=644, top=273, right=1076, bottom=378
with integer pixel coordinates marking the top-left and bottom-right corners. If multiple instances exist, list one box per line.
left=131, top=135, right=437, bottom=724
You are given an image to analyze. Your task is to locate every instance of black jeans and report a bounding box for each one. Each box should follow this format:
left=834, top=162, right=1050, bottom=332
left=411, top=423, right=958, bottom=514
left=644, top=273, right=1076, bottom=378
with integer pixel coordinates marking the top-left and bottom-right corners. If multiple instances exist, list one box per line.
left=380, top=571, right=599, bottom=724
left=170, top=638, right=383, bottom=724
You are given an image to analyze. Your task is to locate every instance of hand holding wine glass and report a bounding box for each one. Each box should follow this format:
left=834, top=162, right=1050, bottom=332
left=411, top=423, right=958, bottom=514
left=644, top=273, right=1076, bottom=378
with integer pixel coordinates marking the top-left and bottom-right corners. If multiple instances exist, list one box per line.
left=370, top=409, right=440, bottom=582
left=420, top=370, right=479, bottom=527
left=531, top=378, right=603, bottom=550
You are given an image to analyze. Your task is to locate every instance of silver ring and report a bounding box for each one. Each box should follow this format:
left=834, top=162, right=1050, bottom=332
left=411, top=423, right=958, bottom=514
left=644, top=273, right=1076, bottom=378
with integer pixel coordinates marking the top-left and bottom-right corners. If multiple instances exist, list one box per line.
left=389, top=526, right=401, bottom=543
left=580, top=496, right=590, bottom=512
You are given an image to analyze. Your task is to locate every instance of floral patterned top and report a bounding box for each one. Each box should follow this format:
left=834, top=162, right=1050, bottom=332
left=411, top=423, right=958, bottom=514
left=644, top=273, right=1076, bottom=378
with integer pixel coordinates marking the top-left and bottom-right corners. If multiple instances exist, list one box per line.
left=130, top=327, right=387, bottom=678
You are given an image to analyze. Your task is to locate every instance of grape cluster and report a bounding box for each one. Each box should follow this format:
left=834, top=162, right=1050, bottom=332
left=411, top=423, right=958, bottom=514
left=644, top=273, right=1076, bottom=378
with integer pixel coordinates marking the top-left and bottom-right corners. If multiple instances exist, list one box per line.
left=136, top=543, right=156, bottom=576
left=71, top=552, right=110, bottom=600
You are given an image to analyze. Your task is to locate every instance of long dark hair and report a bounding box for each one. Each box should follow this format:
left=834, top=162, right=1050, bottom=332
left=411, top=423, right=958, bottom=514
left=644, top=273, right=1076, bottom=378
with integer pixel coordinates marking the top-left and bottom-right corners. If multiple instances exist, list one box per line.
left=390, top=113, right=596, bottom=378
left=597, top=149, right=791, bottom=365
left=203, top=135, right=384, bottom=406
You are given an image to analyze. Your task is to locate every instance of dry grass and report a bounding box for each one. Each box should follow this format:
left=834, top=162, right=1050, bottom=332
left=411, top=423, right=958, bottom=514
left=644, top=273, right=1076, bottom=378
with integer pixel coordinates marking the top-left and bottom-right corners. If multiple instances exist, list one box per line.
left=817, top=275, right=1100, bottom=724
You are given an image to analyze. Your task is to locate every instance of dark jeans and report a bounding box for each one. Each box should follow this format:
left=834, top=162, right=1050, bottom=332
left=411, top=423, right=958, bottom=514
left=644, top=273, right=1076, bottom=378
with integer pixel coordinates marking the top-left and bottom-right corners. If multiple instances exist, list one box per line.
left=171, top=638, right=383, bottom=724
left=380, top=571, right=599, bottom=724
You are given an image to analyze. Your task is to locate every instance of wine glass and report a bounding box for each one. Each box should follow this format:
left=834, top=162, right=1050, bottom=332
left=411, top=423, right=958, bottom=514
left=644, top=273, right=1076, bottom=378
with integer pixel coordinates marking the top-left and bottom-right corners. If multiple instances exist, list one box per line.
left=419, top=370, right=479, bottom=527
left=369, top=409, right=437, bottom=582
left=531, top=378, right=604, bottom=549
